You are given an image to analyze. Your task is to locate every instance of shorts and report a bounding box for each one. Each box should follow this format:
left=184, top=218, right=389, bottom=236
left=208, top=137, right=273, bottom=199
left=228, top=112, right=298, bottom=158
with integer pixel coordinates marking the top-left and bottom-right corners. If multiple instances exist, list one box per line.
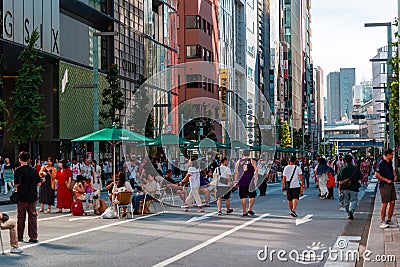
left=239, top=186, right=257, bottom=199
left=286, top=187, right=301, bottom=201
left=216, top=186, right=231, bottom=200
left=379, top=183, right=397, bottom=203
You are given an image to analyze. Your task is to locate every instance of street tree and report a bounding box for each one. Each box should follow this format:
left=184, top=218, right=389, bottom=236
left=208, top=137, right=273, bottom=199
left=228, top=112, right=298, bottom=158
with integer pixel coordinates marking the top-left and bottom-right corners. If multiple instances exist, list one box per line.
left=389, top=20, right=399, bottom=144
left=100, top=64, right=124, bottom=125
left=279, top=121, right=291, bottom=148
left=9, top=29, right=46, bottom=149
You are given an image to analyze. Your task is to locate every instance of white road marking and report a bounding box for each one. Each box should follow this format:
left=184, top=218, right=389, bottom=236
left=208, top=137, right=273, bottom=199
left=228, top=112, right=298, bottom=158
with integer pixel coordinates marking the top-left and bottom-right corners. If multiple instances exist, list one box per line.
left=295, top=214, right=313, bottom=226
left=153, top=213, right=271, bottom=267
left=37, top=214, right=72, bottom=222
left=69, top=216, right=101, bottom=222
left=186, top=211, right=218, bottom=223
left=2, top=211, right=167, bottom=254
left=300, top=194, right=308, bottom=200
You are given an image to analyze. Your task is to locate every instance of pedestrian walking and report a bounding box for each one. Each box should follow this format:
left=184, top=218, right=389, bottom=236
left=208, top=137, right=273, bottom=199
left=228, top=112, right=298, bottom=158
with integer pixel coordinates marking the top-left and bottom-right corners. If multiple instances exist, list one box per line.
left=360, top=158, right=370, bottom=187
left=301, top=157, right=310, bottom=188
left=316, top=158, right=332, bottom=199
left=281, top=155, right=305, bottom=217
left=55, top=159, right=73, bottom=213
left=1, top=158, right=14, bottom=194
left=337, top=155, right=362, bottom=220
left=181, top=160, right=204, bottom=212
left=92, top=160, right=102, bottom=191
left=38, top=157, right=57, bottom=213
left=375, top=149, right=398, bottom=228
left=14, top=151, right=41, bottom=243
left=0, top=212, right=22, bottom=253
left=214, top=157, right=233, bottom=216
left=234, top=150, right=258, bottom=216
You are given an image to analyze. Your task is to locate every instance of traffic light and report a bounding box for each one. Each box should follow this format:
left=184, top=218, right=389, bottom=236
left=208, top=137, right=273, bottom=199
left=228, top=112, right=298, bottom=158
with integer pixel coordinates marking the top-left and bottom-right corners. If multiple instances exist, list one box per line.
left=352, top=114, right=366, bottom=119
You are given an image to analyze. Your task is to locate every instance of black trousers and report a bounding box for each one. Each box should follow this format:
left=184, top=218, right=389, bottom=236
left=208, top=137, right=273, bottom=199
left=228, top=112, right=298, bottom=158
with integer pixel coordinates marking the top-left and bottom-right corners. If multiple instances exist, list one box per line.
left=258, top=178, right=268, bottom=196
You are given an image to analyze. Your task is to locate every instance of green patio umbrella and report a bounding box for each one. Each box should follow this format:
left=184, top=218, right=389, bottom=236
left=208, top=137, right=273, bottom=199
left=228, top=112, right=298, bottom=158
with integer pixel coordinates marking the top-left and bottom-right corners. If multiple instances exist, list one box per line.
left=250, top=144, right=275, bottom=152
left=227, top=140, right=250, bottom=150
left=72, top=124, right=154, bottom=181
left=185, top=138, right=229, bottom=149
left=145, top=133, right=196, bottom=146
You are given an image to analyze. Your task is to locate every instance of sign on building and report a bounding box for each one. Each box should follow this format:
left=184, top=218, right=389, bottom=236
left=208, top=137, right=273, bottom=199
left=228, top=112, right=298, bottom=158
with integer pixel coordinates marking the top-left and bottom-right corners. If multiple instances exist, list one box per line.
left=3, top=0, right=60, bottom=55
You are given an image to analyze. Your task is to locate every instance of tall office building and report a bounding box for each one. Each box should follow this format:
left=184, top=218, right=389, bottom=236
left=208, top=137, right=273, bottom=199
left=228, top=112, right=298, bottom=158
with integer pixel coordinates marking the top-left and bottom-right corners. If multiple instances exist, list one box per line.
left=339, top=68, right=356, bottom=120
left=284, top=0, right=303, bottom=129
left=371, top=46, right=387, bottom=141
left=326, top=68, right=356, bottom=124
left=326, top=72, right=340, bottom=124
left=314, top=66, right=324, bottom=143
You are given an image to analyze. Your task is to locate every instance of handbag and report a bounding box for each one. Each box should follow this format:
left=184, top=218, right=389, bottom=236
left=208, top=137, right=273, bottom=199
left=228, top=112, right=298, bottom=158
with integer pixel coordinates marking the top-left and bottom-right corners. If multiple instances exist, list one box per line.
left=339, top=167, right=356, bottom=190
left=284, top=166, right=297, bottom=191
left=217, top=167, right=229, bottom=185
left=10, top=190, right=19, bottom=204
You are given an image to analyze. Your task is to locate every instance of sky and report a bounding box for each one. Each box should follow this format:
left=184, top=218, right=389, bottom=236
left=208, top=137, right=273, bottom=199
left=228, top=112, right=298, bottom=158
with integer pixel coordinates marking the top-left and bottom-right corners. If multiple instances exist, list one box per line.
left=311, top=0, right=397, bottom=95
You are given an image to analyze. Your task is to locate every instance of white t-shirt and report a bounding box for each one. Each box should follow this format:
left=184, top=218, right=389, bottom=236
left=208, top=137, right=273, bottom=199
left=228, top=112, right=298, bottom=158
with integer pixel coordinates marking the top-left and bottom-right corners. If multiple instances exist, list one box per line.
left=214, top=165, right=231, bottom=187
left=188, top=166, right=200, bottom=188
left=71, top=163, right=81, bottom=180
left=283, top=165, right=303, bottom=188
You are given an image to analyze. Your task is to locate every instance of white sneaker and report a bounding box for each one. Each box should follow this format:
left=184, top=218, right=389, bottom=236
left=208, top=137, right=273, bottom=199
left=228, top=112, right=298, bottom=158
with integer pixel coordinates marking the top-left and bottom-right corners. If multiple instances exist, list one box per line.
left=380, top=222, right=389, bottom=229
left=10, top=247, right=23, bottom=254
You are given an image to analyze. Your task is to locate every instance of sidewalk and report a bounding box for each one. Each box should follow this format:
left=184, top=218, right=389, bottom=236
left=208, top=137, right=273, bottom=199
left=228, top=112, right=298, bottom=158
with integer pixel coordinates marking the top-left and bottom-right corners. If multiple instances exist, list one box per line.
left=364, top=182, right=400, bottom=267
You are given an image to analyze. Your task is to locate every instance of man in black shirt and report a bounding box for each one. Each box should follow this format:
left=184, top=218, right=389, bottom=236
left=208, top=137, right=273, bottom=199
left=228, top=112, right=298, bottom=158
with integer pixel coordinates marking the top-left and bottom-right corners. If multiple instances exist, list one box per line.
left=375, top=149, right=398, bottom=228
left=14, top=151, right=41, bottom=243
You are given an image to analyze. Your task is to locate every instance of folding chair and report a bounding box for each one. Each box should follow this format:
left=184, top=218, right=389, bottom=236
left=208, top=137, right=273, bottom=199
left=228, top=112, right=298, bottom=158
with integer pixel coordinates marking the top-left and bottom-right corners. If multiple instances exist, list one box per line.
left=114, top=191, right=134, bottom=218
left=141, top=193, right=164, bottom=215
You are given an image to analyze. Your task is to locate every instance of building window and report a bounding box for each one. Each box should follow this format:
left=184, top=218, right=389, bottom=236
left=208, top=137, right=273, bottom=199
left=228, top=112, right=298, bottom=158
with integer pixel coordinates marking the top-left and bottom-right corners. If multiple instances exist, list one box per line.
left=207, top=50, right=212, bottom=62
left=186, top=15, right=201, bottom=29
left=177, top=45, right=180, bottom=59
left=203, top=18, right=207, bottom=32
left=247, top=67, right=254, bottom=81
left=202, top=47, right=207, bottom=61
left=202, top=76, right=207, bottom=90
left=381, top=63, right=386, bottom=74
left=186, top=45, right=201, bottom=58
left=207, top=22, right=211, bottom=35
left=187, top=74, right=201, bottom=88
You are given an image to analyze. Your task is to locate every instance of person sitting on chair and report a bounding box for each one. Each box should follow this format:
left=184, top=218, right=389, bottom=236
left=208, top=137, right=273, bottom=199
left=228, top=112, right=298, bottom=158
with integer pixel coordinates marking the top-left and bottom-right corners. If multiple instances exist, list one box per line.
left=0, top=213, right=22, bottom=253
left=161, top=169, right=187, bottom=202
left=132, top=172, right=158, bottom=215
left=112, top=172, right=133, bottom=217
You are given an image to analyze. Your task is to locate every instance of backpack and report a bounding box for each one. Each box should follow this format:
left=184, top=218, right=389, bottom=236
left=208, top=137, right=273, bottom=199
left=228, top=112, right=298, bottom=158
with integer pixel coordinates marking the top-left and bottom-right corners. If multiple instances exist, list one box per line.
left=71, top=200, right=84, bottom=216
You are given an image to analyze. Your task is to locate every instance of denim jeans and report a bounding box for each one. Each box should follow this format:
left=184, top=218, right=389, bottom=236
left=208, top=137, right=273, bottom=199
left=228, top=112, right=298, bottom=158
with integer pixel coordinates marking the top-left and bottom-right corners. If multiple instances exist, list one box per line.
left=342, top=190, right=358, bottom=213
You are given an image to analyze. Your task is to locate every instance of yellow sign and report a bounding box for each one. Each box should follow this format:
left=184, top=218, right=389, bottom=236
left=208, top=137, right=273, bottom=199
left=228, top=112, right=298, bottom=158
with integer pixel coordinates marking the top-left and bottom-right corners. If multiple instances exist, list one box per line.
left=220, top=69, right=228, bottom=119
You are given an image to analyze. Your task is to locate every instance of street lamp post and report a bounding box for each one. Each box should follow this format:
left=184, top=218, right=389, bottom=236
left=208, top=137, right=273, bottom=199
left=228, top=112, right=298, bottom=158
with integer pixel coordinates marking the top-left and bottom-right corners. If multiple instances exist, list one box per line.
left=92, top=31, right=117, bottom=162
left=365, top=23, right=394, bottom=151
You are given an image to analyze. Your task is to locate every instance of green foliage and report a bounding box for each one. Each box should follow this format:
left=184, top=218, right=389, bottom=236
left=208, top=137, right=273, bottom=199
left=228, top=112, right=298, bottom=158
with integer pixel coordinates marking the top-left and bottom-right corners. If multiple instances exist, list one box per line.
left=293, top=128, right=302, bottom=149
left=9, top=30, right=46, bottom=144
left=279, top=121, right=291, bottom=148
left=100, top=64, right=124, bottom=125
left=388, top=19, right=400, bottom=146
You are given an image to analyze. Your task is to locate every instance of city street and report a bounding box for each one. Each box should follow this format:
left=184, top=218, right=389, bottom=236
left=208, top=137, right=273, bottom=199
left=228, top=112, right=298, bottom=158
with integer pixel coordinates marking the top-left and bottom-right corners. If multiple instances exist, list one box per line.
left=0, top=182, right=375, bottom=267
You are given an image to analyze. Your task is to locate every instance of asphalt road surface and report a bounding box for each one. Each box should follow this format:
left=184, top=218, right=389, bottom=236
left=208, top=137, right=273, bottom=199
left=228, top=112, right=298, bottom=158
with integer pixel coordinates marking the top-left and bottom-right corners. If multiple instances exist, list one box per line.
left=0, top=182, right=373, bottom=267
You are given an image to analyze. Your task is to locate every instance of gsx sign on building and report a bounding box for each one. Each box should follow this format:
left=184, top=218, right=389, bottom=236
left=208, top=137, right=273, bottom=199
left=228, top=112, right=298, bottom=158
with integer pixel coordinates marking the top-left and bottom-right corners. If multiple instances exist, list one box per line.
left=2, top=0, right=60, bottom=55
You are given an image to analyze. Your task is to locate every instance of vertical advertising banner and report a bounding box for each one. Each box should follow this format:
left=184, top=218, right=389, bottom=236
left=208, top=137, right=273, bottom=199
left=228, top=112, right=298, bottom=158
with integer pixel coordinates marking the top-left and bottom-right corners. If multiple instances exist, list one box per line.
left=220, top=69, right=228, bottom=119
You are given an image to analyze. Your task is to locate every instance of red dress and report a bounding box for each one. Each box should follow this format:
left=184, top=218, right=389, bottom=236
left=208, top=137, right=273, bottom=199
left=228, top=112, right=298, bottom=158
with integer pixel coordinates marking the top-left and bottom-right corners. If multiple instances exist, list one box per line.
left=56, top=168, right=73, bottom=209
